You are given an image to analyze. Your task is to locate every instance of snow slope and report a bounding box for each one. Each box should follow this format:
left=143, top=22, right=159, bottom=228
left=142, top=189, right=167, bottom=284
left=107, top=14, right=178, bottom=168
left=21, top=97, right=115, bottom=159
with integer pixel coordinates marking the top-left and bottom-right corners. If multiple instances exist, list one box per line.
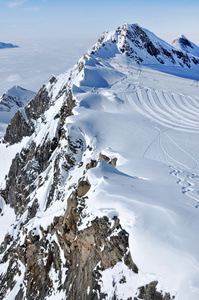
left=0, top=86, right=36, bottom=136
left=72, top=55, right=199, bottom=300
left=1, top=24, right=199, bottom=299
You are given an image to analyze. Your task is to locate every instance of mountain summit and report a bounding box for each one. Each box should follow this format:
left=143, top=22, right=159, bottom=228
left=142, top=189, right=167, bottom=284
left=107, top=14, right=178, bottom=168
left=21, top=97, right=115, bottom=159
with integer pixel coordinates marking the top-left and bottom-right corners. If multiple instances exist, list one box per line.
left=91, top=23, right=199, bottom=79
left=0, top=24, right=199, bottom=300
left=172, top=34, right=199, bottom=57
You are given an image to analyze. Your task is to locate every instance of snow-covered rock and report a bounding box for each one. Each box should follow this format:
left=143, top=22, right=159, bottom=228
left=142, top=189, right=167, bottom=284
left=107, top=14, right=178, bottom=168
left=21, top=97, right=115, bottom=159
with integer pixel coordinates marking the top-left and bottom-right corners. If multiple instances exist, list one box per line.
left=0, top=23, right=199, bottom=300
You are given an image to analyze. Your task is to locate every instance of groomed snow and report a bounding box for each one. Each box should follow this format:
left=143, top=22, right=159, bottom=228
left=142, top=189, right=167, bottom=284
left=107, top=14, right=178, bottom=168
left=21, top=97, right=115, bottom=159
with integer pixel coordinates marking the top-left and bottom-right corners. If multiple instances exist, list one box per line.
left=72, top=54, right=199, bottom=299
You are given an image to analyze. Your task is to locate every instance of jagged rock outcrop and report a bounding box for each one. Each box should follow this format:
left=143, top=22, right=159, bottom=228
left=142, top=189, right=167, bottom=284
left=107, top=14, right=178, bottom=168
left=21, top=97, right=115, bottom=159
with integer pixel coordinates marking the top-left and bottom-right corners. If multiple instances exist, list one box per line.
left=1, top=78, right=139, bottom=298
left=3, top=137, right=58, bottom=215
left=4, top=86, right=50, bottom=144
left=99, top=153, right=117, bottom=167
left=3, top=110, right=34, bottom=144
left=0, top=168, right=139, bottom=300
left=2, top=88, right=77, bottom=216
left=135, top=281, right=173, bottom=300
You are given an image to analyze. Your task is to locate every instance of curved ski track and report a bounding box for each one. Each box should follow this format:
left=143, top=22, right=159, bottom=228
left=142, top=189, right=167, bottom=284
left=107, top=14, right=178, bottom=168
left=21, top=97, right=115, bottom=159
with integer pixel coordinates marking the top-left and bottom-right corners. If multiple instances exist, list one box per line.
left=124, top=86, right=199, bottom=133
left=112, top=81, right=199, bottom=205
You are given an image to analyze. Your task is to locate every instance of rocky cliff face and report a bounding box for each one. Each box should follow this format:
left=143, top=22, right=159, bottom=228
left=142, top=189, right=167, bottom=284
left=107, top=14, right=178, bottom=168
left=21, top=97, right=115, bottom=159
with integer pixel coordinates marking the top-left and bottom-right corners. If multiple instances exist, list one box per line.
left=0, top=82, right=173, bottom=299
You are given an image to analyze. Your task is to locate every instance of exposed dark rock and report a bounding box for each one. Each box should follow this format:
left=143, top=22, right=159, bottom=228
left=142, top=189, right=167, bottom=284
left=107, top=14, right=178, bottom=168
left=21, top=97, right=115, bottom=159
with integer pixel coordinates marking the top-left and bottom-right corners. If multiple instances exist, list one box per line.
left=4, top=110, right=34, bottom=144
left=49, top=75, right=57, bottom=84
left=0, top=162, right=138, bottom=300
left=78, top=61, right=85, bottom=73
left=0, top=233, right=13, bottom=254
left=3, top=138, right=58, bottom=215
left=15, top=288, right=24, bottom=300
left=86, top=159, right=98, bottom=171
left=136, top=281, right=174, bottom=300
left=77, top=179, right=91, bottom=197
left=24, top=85, right=50, bottom=121
left=99, top=153, right=110, bottom=163
left=4, top=85, right=50, bottom=145
left=99, top=153, right=117, bottom=167
left=2, top=89, right=77, bottom=216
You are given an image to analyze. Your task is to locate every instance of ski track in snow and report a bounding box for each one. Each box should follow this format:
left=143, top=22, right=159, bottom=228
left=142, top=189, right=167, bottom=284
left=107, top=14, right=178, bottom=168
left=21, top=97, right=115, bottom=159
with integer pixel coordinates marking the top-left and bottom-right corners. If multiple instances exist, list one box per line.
left=126, top=83, right=199, bottom=205
left=126, top=86, right=199, bottom=133
left=106, top=64, right=199, bottom=206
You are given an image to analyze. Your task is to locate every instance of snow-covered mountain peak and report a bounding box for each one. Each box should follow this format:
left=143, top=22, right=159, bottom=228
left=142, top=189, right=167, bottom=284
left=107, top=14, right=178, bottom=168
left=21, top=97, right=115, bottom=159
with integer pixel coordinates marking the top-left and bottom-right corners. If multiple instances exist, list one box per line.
left=0, top=85, right=36, bottom=112
left=89, top=23, right=199, bottom=80
left=4, top=85, right=35, bottom=102
left=0, top=86, right=36, bottom=136
left=172, top=34, right=199, bottom=57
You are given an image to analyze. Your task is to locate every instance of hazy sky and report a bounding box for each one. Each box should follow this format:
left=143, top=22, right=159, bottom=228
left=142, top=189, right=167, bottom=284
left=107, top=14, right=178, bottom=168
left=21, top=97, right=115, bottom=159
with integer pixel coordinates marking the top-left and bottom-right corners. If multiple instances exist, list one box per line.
left=0, top=0, right=199, bottom=95
left=1, top=0, right=199, bottom=44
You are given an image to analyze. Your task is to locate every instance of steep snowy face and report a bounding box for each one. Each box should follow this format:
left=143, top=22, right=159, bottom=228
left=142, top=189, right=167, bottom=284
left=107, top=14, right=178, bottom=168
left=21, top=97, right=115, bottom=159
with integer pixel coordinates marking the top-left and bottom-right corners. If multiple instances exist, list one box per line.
left=172, top=34, right=199, bottom=57
left=91, top=23, right=199, bottom=80
left=0, top=86, right=36, bottom=136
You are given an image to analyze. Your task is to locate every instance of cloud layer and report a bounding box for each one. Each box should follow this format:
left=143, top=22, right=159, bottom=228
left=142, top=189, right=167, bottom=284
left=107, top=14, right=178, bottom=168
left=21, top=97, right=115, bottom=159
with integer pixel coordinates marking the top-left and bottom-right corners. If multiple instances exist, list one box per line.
left=0, top=37, right=95, bottom=95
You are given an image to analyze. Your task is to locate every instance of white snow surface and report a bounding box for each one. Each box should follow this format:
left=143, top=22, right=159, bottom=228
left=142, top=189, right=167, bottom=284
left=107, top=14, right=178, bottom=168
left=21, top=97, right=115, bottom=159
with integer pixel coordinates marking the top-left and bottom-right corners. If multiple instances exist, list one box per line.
left=73, top=54, right=199, bottom=299
left=1, top=24, right=199, bottom=299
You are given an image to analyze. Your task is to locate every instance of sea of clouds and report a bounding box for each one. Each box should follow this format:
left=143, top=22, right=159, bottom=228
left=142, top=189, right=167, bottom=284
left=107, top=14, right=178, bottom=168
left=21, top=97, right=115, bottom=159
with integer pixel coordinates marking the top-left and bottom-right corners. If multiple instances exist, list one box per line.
left=0, top=37, right=95, bottom=95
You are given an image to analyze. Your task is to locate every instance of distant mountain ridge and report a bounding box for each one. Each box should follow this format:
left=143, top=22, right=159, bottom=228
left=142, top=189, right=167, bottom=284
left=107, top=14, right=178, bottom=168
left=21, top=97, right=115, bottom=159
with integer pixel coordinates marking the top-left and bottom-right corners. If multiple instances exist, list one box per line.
left=0, top=41, right=19, bottom=49
left=0, top=86, right=36, bottom=136
left=0, top=42, right=19, bottom=49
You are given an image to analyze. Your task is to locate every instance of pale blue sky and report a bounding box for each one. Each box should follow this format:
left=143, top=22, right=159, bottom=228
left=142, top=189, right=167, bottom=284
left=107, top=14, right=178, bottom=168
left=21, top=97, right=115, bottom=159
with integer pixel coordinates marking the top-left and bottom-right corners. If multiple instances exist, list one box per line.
left=0, top=0, right=199, bottom=44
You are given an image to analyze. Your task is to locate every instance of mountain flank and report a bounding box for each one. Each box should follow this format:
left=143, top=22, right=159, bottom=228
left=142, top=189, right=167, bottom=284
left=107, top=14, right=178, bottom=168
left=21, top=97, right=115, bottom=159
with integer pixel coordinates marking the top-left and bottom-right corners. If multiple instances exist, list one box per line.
left=0, top=23, right=199, bottom=299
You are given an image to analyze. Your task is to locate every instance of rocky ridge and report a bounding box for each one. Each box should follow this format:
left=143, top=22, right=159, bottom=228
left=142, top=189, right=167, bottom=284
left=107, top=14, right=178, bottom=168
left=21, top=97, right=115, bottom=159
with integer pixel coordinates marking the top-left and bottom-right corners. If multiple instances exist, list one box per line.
left=0, top=79, right=141, bottom=298
left=0, top=76, right=173, bottom=299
